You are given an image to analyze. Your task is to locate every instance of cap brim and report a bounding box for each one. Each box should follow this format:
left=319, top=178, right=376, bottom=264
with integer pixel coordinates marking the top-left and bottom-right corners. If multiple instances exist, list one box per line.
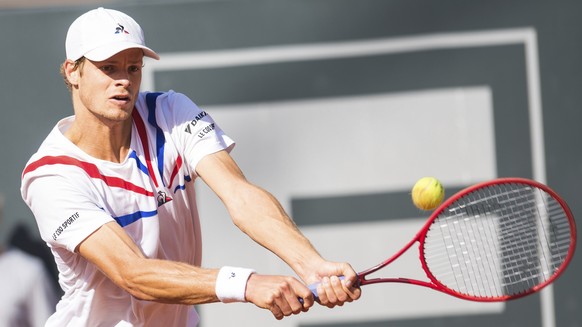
left=83, top=41, right=160, bottom=61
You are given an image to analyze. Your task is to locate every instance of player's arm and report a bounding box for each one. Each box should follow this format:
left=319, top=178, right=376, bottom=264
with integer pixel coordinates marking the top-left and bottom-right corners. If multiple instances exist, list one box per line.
left=196, top=150, right=361, bottom=306
left=77, top=220, right=314, bottom=318
left=77, top=221, right=219, bottom=304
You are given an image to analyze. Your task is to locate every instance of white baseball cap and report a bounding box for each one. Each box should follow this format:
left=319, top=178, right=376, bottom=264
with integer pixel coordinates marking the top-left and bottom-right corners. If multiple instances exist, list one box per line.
left=65, top=7, right=160, bottom=61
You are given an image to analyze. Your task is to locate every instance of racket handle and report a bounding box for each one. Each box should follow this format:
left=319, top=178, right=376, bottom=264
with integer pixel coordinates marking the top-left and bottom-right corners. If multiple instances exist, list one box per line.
left=299, top=276, right=345, bottom=304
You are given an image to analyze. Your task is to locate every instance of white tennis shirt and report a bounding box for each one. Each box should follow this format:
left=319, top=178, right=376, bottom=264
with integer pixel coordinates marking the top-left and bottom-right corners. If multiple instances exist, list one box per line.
left=21, top=91, right=234, bottom=327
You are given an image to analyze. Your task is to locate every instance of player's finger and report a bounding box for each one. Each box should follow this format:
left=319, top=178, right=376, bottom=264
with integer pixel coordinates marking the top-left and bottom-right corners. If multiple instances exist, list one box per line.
left=284, top=288, right=309, bottom=314
left=343, top=278, right=362, bottom=301
left=315, top=282, right=328, bottom=305
left=330, top=275, right=347, bottom=303
left=271, top=305, right=284, bottom=320
left=337, top=263, right=361, bottom=301
left=275, top=278, right=309, bottom=317
left=328, top=273, right=359, bottom=303
left=319, top=276, right=339, bottom=308
left=342, top=269, right=358, bottom=290
left=275, top=291, right=294, bottom=317
left=297, top=286, right=314, bottom=310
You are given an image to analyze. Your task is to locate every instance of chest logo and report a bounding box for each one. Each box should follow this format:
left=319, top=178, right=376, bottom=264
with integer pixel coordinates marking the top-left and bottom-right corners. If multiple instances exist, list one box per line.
left=157, top=190, right=173, bottom=207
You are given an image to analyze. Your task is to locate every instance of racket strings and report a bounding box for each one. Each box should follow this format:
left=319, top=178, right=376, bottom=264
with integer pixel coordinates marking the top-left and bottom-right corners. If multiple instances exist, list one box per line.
left=423, top=182, right=572, bottom=300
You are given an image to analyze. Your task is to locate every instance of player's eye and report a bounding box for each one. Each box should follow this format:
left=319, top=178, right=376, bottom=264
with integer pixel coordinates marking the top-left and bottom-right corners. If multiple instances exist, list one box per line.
left=100, top=65, right=115, bottom=73
left=129, top=65, right=141, bottom=73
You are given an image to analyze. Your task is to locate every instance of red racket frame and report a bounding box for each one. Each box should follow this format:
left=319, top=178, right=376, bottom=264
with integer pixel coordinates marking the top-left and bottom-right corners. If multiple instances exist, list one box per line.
left=355, top=177, right=577, bottom=302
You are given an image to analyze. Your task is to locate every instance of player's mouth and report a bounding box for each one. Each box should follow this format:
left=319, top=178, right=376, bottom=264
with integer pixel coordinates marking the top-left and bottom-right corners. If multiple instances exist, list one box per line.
left=110, top=94, right=131, bottom=104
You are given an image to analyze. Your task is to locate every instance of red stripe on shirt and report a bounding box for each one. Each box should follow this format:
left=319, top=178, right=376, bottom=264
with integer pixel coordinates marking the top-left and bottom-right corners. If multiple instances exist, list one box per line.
left=132, top=109, right=159, bottom=188
left=22, top=155, right=154, bottom=197
left=168, top=155, right=183, bottom=189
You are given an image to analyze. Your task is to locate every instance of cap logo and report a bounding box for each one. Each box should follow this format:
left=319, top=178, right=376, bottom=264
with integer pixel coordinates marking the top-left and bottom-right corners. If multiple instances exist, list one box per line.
left=115, top=23, right=129, bottom=34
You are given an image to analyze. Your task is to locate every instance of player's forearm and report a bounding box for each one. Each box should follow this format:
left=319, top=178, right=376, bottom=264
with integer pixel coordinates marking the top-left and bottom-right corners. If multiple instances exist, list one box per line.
left=79, top=222, right=222, bottom=305
left=116, top=259, right=220, bottom=304
left=227, top=184, right=325, bottom=281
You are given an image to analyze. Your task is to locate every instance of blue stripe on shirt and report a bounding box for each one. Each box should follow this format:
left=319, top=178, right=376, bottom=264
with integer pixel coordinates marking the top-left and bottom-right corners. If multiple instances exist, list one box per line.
left=114, top=210, right=157, bottom=227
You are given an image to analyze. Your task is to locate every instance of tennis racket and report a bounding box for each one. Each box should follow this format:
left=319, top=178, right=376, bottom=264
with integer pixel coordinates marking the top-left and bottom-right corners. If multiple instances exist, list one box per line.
left=308, top=177, right=576, bottom=302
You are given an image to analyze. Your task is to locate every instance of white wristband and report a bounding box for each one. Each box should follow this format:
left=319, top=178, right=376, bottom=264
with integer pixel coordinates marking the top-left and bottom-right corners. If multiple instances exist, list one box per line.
left=215, top=266, right=255, bottom=303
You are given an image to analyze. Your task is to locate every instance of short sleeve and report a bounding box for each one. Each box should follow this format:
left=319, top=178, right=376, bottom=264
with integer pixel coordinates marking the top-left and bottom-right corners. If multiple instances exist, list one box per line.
left=155, top=92, right=235, bottom=173
left=21, top=172, right=114, bottom=252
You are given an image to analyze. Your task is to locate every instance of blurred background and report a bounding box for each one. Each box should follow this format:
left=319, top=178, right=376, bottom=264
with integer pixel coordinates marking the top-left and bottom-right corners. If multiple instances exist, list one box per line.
left=0, top=0, right=580, bottom=326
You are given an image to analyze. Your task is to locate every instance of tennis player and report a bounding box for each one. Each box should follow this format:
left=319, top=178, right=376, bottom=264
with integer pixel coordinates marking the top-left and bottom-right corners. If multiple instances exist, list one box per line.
left=20, top=7, right=360, bottom=327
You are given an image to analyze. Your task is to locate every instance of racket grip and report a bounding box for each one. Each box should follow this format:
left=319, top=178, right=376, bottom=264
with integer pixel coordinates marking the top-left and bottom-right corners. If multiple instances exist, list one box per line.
left=299, top=276, right=345, bottom=304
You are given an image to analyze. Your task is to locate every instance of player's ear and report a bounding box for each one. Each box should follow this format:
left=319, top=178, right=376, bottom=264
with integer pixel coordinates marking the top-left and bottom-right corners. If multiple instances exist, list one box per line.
left=63, top=59, right=81, bottom=86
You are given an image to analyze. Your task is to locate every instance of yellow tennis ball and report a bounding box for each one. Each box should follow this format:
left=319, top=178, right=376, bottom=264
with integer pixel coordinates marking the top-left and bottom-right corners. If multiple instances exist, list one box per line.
left=411, top=177, right=445, bottom=211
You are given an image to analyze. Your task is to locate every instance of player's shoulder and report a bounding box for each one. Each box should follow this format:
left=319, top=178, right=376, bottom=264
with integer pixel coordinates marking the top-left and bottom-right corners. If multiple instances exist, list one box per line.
left=136, top=90, right=198, bottom=111
left=134, top=90, right=205, bottom=126
left=22, top=118, right=98, bottom=182
left=24, top=117, right=77, bottom=163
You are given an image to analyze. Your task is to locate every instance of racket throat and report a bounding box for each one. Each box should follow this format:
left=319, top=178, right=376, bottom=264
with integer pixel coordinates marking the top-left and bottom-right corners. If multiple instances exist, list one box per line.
left=360, top=276, right=436, bottom=289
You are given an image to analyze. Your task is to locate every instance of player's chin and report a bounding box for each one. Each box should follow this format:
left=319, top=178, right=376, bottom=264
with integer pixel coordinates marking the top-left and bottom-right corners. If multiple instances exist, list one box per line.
left=110, top=101, right=135, bottom=114
left=102, top=107, right=134, bottom=123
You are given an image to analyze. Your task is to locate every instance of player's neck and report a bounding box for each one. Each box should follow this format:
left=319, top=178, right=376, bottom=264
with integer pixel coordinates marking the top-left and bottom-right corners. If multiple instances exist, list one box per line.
left=65, top=115, right=132, bottom=163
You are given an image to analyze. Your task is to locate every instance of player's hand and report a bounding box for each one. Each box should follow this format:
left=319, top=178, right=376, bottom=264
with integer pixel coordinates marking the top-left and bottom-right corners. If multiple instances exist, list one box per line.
left=244, top=274, right=314, bottom=320
left=305, top=261, right=362, bottom=308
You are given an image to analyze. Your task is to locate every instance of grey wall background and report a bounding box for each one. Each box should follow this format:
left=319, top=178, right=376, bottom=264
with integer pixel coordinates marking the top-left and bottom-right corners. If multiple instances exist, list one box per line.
left=0, top=0, right=580, bottom=326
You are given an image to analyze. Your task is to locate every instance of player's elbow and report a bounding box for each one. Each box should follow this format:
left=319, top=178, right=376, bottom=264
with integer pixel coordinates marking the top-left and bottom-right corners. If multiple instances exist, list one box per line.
left=113, top=263, right=158, bottom=301
left=227, top=185, right=274, bottom=229
left=123, top=279, right=152, bottom=301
